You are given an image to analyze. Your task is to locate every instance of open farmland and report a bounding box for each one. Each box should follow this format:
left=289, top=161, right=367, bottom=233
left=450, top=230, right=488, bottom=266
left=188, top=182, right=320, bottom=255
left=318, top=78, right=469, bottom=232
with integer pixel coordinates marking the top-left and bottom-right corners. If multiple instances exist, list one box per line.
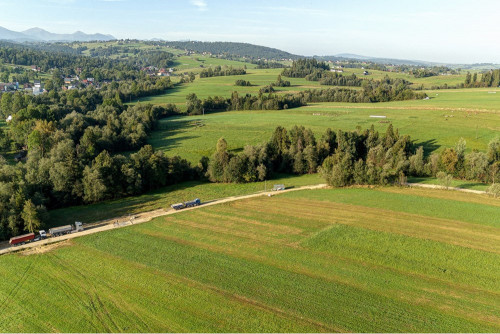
left=130, top=68, right=324, bottom=106
left=130, top=64, right=471, bottom=107
left=0, top=187, right=498, bottom=332
left=148, top=87, right=500, bottom=164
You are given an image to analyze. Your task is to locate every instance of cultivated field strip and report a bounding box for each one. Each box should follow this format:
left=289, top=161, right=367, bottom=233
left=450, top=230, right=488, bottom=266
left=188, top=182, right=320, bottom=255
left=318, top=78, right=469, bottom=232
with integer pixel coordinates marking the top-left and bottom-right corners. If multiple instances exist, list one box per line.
left=0, top=187, right=498, bottom=332
left=233, top=198, right=500, bottom=254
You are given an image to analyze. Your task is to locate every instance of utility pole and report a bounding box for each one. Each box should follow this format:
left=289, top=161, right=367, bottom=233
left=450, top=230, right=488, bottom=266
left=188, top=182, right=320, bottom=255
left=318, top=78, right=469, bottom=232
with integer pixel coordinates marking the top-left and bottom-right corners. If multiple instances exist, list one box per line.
left=265, top=180, right=267, bottom=192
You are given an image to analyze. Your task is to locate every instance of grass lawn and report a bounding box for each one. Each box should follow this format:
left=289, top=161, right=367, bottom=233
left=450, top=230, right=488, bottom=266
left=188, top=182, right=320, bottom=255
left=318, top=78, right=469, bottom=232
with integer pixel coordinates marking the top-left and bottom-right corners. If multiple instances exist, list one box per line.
left=1, top=187, right=498, bottom=332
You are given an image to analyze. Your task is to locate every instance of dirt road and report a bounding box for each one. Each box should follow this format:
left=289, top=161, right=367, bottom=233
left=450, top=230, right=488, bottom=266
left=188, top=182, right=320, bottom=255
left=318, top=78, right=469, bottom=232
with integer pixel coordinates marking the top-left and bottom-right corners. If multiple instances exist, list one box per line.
left=0, top=184, right=327, bottom=256
left=406, top=182, right=488, bottom=195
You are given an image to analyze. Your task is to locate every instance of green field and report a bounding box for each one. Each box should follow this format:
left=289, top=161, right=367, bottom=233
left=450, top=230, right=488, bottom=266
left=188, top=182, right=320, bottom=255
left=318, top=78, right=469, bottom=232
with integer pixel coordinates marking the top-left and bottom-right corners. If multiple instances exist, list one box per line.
left=147, top=88, right=500, bottom=164
left=1, top=187, right=499, bottom=332
left=130, top=68, right=324, bottom=106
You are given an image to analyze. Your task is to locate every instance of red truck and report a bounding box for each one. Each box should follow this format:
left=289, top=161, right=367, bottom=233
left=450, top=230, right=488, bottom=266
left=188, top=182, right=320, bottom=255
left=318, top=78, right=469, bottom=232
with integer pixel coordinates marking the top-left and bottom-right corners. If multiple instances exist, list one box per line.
left=9, top=233, right=35, bottom=246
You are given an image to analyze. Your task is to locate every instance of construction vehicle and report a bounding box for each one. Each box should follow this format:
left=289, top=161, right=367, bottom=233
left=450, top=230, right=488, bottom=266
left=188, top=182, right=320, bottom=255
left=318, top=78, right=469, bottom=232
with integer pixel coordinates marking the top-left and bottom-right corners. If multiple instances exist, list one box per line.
left=171, top=198, right=201, bottom=210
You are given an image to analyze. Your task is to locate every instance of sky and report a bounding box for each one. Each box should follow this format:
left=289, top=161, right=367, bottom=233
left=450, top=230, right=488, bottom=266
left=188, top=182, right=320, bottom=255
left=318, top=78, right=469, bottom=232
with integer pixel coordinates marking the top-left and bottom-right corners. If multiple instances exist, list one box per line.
left=0, top=0, right=499, bottom=64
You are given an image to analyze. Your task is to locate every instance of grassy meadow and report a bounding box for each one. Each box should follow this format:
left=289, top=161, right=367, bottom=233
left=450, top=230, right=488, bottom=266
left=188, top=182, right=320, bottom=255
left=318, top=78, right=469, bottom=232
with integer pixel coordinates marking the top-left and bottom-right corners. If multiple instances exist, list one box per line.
left=1, top=187, right=499, bottom=332
left=147, top=87, right=500, bottom=164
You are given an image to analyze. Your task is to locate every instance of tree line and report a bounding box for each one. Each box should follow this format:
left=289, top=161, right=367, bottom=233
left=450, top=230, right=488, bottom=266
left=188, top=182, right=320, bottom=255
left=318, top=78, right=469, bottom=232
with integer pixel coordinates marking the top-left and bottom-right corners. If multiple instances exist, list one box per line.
left=464, top=70, right=500, bottom=88
left=203, top=125, right=500, bottom=189
left=281, top=59, right=329, bottom=78
left=319, top=73, right=363, bottom=86
left=199, top=65, right=246, bottom=78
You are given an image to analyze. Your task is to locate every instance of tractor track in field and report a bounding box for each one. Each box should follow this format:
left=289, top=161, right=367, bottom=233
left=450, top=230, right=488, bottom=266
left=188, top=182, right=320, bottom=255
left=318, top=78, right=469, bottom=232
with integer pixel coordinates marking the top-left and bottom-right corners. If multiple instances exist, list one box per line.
left=0, top=184, right=327, bottom=256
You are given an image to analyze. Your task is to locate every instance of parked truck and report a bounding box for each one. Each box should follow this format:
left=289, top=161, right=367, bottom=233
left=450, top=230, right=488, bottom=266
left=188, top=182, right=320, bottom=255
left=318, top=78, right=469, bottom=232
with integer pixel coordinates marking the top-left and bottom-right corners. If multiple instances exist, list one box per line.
left=9, top=233, right=35, bottom=246
left=48, top=221, right=84, bottom=237
left=171, top=198, right=201, bottom=210
left=9, top=230, right=47, bottom=246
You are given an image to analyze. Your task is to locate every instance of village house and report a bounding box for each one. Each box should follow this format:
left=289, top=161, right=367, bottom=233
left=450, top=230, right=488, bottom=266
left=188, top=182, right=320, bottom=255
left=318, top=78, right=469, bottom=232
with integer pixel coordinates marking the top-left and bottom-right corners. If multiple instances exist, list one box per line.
left=33, top=80, right=44, bottom=95
left=0, top=82, right=19, bottom=92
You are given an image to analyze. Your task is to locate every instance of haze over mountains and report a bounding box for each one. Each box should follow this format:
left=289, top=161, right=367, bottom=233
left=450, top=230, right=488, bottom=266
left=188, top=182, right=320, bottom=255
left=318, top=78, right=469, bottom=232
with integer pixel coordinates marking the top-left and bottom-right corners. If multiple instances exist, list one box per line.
left=0, top=26, right=115, bottom=42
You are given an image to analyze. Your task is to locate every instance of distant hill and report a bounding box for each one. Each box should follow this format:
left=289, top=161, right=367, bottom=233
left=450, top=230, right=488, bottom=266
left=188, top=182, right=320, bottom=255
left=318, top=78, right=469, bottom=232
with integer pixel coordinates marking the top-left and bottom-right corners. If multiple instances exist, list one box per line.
left=317, top=53, right=438, bottom=66
left=161, top=41, right=302, bottom=60
left=0, top=26, right=115, bottom=42
left=317, top=54, right=500, bottom=69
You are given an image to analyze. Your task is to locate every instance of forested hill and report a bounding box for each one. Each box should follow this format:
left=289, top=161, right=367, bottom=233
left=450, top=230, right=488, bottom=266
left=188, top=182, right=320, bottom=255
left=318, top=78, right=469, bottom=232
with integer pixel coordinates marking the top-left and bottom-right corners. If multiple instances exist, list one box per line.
left=159, top=41, right=301, bottom=60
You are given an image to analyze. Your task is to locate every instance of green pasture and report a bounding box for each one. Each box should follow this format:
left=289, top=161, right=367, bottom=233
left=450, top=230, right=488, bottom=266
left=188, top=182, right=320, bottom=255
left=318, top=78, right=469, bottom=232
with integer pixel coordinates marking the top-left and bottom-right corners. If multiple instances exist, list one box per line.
left=130, top=68, right=323, bottom=105
left=170, top=55, right=257, bottom=72
left=1, top=187, right=498, bottom=332
left=148, top=88, right=500, bottom=164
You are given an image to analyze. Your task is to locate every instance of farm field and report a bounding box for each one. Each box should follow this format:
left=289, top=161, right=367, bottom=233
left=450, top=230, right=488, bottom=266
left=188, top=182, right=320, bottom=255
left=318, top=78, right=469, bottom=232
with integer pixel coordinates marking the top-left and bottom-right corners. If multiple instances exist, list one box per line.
left=1, top=187, right=498, bottom=332
left=131, top=68, right=324, bottom=106
left=148, top=87, right=500, bottom=164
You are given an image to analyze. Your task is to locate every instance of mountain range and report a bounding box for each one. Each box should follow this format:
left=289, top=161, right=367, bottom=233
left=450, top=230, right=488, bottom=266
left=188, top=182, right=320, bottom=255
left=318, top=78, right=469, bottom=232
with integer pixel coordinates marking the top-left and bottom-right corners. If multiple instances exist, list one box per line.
left=0, top=26, right=115, bottom=42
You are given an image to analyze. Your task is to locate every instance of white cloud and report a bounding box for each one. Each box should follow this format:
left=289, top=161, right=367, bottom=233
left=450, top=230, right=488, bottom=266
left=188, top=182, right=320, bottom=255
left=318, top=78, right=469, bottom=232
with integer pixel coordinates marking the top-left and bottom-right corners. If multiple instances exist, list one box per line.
left=190, top=0, right=207, bottom=11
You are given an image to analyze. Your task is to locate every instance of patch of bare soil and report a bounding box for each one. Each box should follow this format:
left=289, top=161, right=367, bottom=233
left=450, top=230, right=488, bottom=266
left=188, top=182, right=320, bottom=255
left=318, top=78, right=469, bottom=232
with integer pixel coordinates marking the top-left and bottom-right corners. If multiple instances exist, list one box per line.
left=20, top=239, right=74, bottom=256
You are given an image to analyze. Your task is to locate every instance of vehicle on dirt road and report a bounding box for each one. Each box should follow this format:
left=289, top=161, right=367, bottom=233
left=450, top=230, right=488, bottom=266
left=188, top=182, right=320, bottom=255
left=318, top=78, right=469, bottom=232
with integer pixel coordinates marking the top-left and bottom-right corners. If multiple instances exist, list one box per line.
left=48, top=221, right=84, bottom=237
left=9, top=230, right=47, bottom=246
left=171, top=198, right=201, bottom=210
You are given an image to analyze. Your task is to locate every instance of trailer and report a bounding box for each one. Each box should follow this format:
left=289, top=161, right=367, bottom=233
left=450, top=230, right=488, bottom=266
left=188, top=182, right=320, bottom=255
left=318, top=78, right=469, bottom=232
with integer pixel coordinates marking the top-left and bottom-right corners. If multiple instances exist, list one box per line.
left=171, top=203, right=185, bottom=210
left=49, top=225, right=73, bottom=237
left=9, top=233, right=35, bottom=246
left=48, top=222, right=84, bottom=237
left=170, top=198, right=201, bottom=210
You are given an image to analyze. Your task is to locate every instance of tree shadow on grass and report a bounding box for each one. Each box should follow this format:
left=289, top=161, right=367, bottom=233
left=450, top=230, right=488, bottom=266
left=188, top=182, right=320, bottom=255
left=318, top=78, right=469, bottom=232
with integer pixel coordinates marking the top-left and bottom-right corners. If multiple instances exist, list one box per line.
left=129, top=85, right=185, bottom=104
left=413, top=139, right=440, bottom=157
left=148, top=118, right=202, bottom=151
left=454, top=182, right=487, bottom=190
